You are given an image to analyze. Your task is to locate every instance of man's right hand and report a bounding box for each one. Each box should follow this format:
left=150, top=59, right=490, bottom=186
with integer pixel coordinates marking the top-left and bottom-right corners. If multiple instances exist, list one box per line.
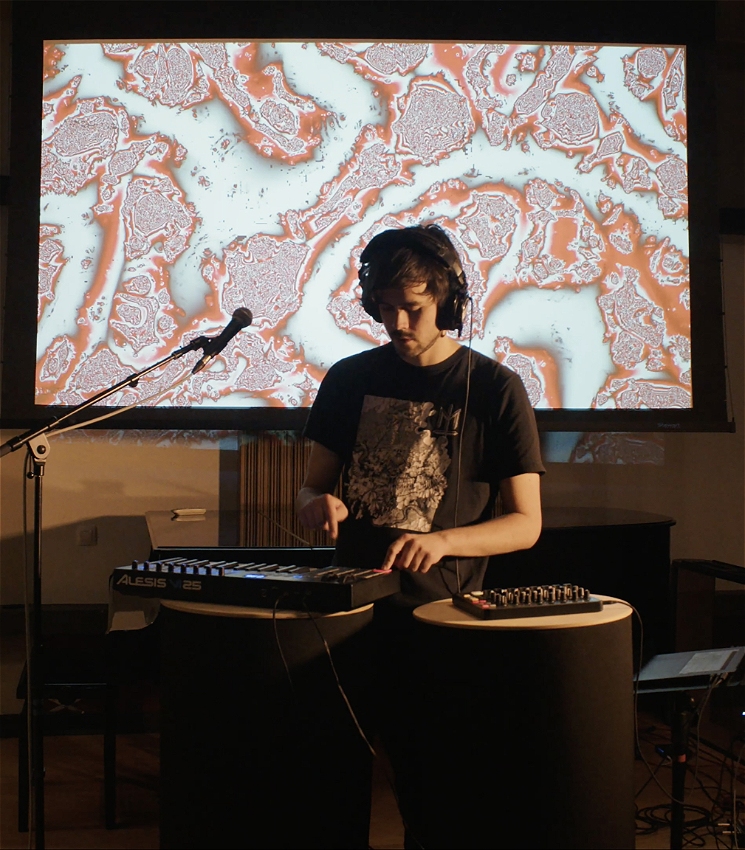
left=296, top=492, right=349, bottom=540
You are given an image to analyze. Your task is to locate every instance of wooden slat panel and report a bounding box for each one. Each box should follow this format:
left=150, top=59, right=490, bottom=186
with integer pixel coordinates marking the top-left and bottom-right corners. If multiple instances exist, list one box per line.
left=239, top=431, right=341, bottom=548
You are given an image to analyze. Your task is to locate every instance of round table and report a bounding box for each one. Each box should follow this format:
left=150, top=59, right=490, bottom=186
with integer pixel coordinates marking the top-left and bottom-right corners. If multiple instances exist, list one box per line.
left=410, top=596, right=635, bottom=849
left=158, top=600, right=374, bottom=849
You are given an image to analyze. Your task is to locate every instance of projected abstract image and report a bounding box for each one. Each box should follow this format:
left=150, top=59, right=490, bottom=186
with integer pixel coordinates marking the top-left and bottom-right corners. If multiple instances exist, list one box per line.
left=37, top=41, right=691, bottom=411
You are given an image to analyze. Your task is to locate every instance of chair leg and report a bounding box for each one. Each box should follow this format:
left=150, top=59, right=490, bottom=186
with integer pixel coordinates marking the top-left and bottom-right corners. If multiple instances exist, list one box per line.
left=18, top=700, right=29, bottom=833
left=104, top=682, right=117, bottom=828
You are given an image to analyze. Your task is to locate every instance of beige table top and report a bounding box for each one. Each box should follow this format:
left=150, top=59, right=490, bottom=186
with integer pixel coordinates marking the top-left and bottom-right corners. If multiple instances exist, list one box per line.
left=160, top=599, right=374, bottom=619
left=414, top=596, right=632, bottom=630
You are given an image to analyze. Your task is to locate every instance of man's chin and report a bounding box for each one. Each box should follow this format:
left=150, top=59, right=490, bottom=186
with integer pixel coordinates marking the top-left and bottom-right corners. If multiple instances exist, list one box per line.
left=392, top=338, right=418, bottom=354
left=391, top=341, right=425, bottom=366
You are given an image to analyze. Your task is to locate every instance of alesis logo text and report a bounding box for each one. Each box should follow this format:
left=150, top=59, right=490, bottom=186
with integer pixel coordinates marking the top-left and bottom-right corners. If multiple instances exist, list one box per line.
left=115, top=574, right=202, bottom=592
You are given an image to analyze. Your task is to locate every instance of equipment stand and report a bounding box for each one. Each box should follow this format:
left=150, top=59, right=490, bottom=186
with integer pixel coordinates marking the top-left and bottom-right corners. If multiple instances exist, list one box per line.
left=636, top=648, right=745, bottom=850
left=28, top=435, right=49, bottom=848
left=669, top=691, right=695, bottom=850
left=0, top=335, right=212, bottom=849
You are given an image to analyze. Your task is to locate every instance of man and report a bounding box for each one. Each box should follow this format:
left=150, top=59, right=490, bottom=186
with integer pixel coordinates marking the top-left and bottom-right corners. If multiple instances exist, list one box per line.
left=295, top=223, right=545, bottom=847
left=297, top=224, right=544, bottom=599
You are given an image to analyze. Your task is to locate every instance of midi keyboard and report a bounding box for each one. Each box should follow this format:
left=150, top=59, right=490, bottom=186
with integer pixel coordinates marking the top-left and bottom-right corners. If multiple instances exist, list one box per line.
left=112, top=558, right=400, bottom=613
left=453, top=584, right=603, bottom=620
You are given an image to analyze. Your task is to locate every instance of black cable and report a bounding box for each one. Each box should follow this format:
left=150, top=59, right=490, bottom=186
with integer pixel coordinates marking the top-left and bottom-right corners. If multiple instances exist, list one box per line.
left=687, top=702, right=745, bottom=848
left=616, top=600, right=730, bottom=848
left=442, top=294, right=473, bottom=598
left=636, top=802, right=711, bottom=829
left=682, top=829, right=707, bottom=847
left=614, top=597, right=717, bottom=810
left=372, top=749, right=425, bottom=850
left=717, top=250, right=736, bottom=428
left=271, top=595, right=297, bottom=703
left=605, top=599, right=670, bottom=804
left=733, top=739, right=744, bottom=850
left=698, top=733, right=745, bottom=762
left=302, top=602, right=375, bottom=758
left=634, top=812, right=658, bottom=836
left=635, top=754, right=667, bottom=799
left=692, top=726, right=745, bottom=847
left=663, top=727, right=744, bottom=847
left=690, top=765, right=728, bottom=807
left=635, top=666, right=744, bottom=847
left=258, top=509, right=314, bottom=548
left=301, top=604, right=427, bottom=849
left=692, top=673, right=726, bottom=785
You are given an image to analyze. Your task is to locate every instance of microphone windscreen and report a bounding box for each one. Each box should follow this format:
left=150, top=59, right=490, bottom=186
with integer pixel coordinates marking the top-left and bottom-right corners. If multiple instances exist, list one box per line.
left=232, top=307, right=253, bottom=327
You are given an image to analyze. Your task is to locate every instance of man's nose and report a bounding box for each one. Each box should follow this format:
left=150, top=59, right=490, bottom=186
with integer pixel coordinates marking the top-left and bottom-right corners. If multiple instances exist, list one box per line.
left=394, top=309, right=409, bottom=330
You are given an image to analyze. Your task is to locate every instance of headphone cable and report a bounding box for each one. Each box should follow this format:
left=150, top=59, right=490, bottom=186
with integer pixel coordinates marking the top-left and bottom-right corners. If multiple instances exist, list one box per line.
left=449, top=295, right=474, bottom=595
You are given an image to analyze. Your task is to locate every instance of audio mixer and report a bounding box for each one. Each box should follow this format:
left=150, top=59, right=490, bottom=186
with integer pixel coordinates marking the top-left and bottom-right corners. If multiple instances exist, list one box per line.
left=453, top=584, right=603, bottom=620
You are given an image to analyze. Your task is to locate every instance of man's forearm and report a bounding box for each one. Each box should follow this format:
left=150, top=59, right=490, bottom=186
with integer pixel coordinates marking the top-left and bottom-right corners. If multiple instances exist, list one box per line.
left=295, top=486, right=326, bottom=513
left=380, top=510, right=541, bottom=572
left=437, top=511, right=541, bottom=558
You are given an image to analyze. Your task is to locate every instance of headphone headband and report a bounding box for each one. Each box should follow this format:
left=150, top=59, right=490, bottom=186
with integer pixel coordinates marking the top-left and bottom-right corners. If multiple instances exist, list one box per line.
left=359, top=225, right=468, bottom=334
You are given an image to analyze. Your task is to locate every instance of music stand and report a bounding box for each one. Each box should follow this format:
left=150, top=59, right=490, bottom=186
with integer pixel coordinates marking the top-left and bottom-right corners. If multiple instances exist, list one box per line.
left=635, top=646, right=745, bottom=850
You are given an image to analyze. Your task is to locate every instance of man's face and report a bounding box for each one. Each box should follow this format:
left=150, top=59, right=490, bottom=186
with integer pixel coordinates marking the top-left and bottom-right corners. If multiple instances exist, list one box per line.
left=376, top=282, right=444, bottom=365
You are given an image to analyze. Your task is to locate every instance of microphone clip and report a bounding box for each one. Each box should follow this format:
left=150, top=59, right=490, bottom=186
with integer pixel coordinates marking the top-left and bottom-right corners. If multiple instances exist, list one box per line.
left=190, top=308, right=253, bottom=375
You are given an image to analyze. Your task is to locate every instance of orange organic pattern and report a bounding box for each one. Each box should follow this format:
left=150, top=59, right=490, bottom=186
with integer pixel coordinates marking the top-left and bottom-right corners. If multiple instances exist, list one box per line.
left=37, top=42, right=690, bottom=411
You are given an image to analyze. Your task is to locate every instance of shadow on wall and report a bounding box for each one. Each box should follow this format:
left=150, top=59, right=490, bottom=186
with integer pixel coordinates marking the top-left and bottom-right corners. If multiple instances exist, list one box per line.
left=0, top=515, right=152, bottom=606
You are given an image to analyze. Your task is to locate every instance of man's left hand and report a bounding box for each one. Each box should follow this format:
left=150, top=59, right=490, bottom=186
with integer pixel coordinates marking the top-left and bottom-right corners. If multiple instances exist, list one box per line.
left=381, top=532, right=448, bottom=573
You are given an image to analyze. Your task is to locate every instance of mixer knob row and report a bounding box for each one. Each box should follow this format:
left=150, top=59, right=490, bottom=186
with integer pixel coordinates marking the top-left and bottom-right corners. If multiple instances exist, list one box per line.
left=468, top=584, right=592, bottom=608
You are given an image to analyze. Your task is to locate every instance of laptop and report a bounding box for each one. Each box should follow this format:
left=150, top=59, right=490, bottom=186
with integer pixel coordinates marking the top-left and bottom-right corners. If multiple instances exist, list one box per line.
left=636, top=646, right=745, bottom=693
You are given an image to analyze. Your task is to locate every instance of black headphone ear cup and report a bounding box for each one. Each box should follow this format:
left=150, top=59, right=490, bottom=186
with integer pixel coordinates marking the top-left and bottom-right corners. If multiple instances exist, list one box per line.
left=358, top=226, right=469, bottom=330
left=359, top=263, right=381, bottom=322
left=453, top=280, right=469, bottom=333
left=435, top=286, right=454, bottom=332
left=363, top=295, right=381, bottom=323
left=436, top=269, right=469, bottom=333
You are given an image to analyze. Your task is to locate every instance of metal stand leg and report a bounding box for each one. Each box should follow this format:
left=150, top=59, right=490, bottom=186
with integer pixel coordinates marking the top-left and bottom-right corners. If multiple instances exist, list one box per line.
left=0, top=343, right=204, bottom=847
left=670, top=691, right=694, bottom=850
left=29, top=438, right=48, bottom=849
left=104, top=681, right=117, bottom=829
left=18, top=698, right=29, bottom=833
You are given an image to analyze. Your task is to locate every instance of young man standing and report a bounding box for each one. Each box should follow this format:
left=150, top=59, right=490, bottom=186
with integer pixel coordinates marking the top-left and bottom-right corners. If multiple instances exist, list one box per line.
left=297, top=224, right=544, bottom=599
left=296, top=223, right=544, bottom=847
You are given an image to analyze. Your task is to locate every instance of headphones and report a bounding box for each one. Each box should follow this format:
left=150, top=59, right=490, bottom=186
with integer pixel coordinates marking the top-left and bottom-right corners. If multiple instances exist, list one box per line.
left=358, top=225, right=469, bottom=335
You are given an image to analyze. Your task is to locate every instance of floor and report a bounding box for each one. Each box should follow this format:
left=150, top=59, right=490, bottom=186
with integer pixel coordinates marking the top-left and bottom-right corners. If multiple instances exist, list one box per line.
left=1, top=715, right=742, bottom=849
left=1, top=631, right=742, bottom=849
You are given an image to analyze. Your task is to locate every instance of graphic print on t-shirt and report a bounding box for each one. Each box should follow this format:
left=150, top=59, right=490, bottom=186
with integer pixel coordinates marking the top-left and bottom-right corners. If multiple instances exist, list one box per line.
left=347, top=395, right=452, bottom=532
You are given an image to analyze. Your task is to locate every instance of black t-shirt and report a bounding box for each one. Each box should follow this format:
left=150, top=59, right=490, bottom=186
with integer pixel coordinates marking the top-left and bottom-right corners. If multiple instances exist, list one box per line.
left=303, top=343, right=545, bottom=606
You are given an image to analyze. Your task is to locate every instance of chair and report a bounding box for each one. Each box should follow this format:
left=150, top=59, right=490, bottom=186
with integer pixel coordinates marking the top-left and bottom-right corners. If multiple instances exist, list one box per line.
left=16, top=632, right=119, bottom=831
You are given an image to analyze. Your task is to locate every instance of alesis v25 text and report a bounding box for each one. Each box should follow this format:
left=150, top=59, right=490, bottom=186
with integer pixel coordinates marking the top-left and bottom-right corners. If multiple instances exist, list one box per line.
left=112, top=558, right=400, bottom=612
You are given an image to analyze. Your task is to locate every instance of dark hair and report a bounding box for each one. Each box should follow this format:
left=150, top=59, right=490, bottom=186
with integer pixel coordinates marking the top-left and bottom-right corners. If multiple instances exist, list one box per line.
left=359, top=224, right=462, bottom=313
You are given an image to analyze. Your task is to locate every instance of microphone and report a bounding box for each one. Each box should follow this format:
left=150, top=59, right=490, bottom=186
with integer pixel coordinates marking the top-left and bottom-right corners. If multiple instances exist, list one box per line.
left=191, top=307, right=253, bottom=374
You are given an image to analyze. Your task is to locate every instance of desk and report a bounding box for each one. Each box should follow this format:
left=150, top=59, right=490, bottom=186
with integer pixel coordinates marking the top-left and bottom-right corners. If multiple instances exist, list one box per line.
left=144, top=509, right=675, bottom=661
left=488, top=507, right=675, bottom=659
left=411, top=597, right=635, bottom=849
left=158, top=600, right=374, bottom=849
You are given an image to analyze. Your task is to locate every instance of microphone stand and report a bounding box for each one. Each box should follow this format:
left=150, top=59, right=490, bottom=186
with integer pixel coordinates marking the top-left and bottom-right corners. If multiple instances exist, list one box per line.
left=0, top=334, right=211, bottom=849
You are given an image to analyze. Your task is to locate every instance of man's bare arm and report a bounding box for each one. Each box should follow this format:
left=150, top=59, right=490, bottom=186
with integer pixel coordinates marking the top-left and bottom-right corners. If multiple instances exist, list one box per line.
left=381, top=472, right=542, bottom=572
left=295, top=441, right=348, bottom=540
